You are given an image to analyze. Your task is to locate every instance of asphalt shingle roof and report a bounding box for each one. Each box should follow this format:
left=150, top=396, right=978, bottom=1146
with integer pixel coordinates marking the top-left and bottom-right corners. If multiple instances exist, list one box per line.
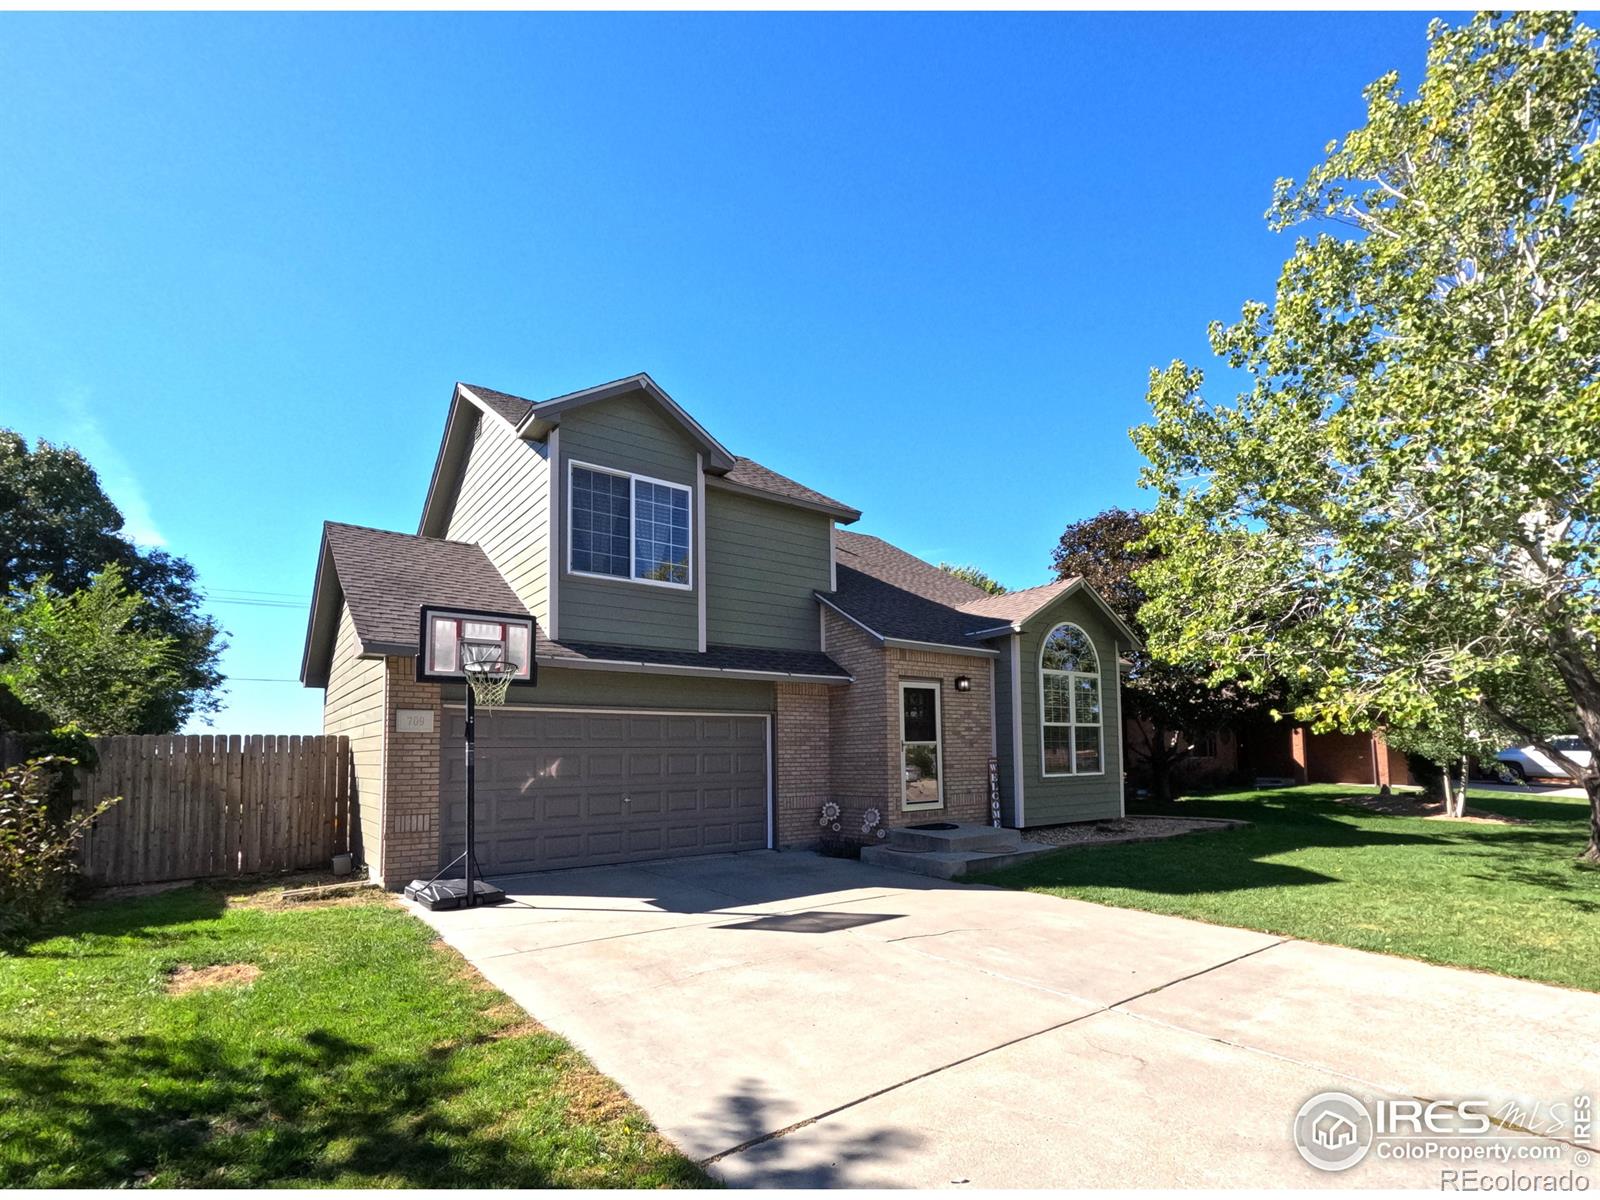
left=822, top=531, right=1001, bottom=645
left=822, top=530, right=1102, bottom=648
left=834, top=531, right=991, bottom=608
left=457, top=382, right=536, bottom=427
left=957, top=579, right=1083, bottom=625
left=720, top=458, right=860, bottom=519
left=323, top=522, right=527, bottom=655
left=319, top=521, right=850, bottom=679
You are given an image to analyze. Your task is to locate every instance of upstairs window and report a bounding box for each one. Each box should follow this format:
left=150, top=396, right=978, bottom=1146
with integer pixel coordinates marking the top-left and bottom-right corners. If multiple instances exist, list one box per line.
left=1041, top=623, right=1102, bottom=775
left=569, top=462, right=692, bottom=588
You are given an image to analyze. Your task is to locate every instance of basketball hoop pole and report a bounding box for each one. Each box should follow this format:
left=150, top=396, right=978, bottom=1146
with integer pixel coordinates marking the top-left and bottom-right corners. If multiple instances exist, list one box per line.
left=407, top=607, right=528, bottom=913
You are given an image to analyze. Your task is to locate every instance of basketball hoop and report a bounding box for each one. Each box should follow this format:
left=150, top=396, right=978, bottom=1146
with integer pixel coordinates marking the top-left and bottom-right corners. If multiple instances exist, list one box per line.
left=462, top=657, right=516, bottom=709
left=406, top=606, right=535, bottom=912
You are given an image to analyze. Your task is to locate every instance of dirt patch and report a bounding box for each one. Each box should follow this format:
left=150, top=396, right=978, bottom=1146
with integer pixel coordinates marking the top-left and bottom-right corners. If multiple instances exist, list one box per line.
left=98, top=880, right=201, bottom=901
left=165, top=962, right=262, bottom=995
left=228, top=876, right=386, bottom=912
left=1023, top=815, right=1242, bottom=848
left=1335, top=792, right=1531, bottom=825
left=558, top=1060, right=642, bottom=1125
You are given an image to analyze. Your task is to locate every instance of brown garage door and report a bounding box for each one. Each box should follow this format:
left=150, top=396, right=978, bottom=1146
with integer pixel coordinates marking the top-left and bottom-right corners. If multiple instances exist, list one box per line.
left=440, top=708, right=770, bottom=875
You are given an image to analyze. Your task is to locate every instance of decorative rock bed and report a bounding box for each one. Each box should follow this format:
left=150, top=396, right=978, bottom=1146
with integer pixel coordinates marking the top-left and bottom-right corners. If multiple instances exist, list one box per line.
left=1022, top=815, right=1246, bottom=849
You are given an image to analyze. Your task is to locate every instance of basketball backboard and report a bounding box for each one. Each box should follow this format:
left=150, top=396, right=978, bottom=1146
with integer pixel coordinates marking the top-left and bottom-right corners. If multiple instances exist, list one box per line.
left=416, top=605, right=536, bottom=685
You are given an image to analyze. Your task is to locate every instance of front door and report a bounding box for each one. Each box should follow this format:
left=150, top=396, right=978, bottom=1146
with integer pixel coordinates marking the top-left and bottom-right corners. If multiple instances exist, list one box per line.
left=899, top=681, right=943, bottom=810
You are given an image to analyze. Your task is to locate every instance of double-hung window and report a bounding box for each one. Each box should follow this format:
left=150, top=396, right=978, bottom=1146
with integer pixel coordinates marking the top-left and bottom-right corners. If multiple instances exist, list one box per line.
left=568, top=462, right=692, bottom=587
left=1041, top=623, right=1102, bottom=775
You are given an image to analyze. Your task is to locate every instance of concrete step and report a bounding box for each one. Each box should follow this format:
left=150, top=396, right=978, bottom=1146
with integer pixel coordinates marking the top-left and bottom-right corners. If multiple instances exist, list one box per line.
left=860, top=840, right=1057, bottom=880
left=885, top=822, right=1024, bottom=854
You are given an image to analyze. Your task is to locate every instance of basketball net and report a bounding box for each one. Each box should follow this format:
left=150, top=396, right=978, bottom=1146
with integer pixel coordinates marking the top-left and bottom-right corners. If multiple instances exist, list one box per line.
left=461, top=649, right=517, bottom=709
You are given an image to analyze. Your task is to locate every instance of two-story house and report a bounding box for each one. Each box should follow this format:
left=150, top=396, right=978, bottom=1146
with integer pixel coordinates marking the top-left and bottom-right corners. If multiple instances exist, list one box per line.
left=300, top=374, right=1138, bottom=887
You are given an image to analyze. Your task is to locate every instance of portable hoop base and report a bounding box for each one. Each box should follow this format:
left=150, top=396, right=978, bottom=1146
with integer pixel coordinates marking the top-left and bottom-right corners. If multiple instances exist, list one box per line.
left=404, top=876, right=507, bottom=911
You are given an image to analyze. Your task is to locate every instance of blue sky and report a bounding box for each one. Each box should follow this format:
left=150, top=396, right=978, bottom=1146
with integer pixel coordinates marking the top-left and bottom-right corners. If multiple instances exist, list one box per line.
left=0, top=11, right=1459, bottom=734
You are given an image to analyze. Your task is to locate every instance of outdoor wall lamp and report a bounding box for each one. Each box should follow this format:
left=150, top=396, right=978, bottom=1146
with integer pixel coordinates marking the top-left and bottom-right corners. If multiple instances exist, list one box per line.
left=954, top=675, right=972, bottom=692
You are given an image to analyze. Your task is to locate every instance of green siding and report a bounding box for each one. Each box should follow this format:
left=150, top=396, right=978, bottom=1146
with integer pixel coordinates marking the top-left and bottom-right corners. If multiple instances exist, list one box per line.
left=1012, top=592, right=1124, bottom=825
left=556, top=390, right=700, bottom=650
left=705, top=488, right=830, bottom=650
left=444, top=667, right=774, bottom=713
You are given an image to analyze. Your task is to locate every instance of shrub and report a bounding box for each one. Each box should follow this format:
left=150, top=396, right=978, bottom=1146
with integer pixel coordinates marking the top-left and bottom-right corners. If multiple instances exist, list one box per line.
left=7, top=726, right=96, bottom=819
left=0, top=756, right=117, bottom=943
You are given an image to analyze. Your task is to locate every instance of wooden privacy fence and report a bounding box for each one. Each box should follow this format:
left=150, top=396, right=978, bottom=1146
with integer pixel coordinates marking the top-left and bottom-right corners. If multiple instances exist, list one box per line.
left=53, top=735, right=352, bottom=886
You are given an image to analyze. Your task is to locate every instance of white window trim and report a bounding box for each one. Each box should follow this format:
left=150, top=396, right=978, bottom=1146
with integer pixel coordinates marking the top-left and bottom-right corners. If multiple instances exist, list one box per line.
left=1039, top=622, right=1105, bottom=778
left=566, top=458, right=693, bottom=591
left=899, top=679, right=945, bottom=811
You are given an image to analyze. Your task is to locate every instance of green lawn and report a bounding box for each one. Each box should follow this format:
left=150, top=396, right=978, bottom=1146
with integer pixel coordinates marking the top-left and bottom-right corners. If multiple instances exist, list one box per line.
left=981, top=785, right=1600, bottom=993
left=0, top=883, right=707, bottom=1188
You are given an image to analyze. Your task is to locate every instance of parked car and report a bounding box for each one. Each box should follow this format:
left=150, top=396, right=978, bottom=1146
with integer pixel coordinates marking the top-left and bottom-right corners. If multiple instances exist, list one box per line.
left=1495, top=736, right=1592, bottom=782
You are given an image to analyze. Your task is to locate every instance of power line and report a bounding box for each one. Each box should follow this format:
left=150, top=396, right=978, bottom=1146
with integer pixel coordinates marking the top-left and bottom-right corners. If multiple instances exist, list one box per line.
left=205, top=586, right=305, bottom=599
left=205, top=597, right=308, bottom=610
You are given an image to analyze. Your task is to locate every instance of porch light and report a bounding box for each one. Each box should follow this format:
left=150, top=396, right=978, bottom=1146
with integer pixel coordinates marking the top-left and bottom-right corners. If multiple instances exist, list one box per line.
left=954, top=675, right=972, bottom=692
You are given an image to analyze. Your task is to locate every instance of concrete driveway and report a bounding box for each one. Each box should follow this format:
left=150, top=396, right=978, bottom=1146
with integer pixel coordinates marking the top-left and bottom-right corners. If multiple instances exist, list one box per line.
left=410, top=851, right=1599, bottom=1188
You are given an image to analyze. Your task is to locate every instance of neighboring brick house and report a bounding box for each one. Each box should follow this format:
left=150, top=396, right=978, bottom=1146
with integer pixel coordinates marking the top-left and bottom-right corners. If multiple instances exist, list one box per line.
left=1122, top=716, right=1415, bottom=793
left=301, top=373, right=1138, bottom=887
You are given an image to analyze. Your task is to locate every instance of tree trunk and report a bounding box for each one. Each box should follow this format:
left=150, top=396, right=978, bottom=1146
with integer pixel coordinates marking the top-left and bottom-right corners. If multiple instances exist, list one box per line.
left=1585, top=772, right=1600, bottom=865
left=1150, top=765, right=1173, bottom=808
left=1457, top=757, right=1470, bottom=818
left=1441, top=767, right=1455, bottom=817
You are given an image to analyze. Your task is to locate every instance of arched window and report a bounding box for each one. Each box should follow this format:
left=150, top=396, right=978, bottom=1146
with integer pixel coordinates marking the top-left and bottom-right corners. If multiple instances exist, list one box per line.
left=1040, top=623, right=1102, bottom=776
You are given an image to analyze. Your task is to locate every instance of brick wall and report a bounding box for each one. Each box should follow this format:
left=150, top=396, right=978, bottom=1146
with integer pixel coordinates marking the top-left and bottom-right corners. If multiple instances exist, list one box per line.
left=379, top=658, right=444, bottom=887
left=813, top=609, right=997, bottom=844
left=823, top=610, right=892, bottom=830
left=774, top=682, right=832, bottom=848
left=885, top=645, right=993, bottom=828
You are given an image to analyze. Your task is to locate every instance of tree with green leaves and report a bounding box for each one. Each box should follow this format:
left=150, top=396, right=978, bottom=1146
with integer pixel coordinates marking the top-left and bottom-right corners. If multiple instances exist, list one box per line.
left=938, top=563, right=1007, bottom=595
left=0, top=431, right=224, bottom=731
left=0, top=566, right=186, bottom=735
left=1052, top=508, right=1280, bottom=804
left=1383, top=700, right=1506, bottom=818
left=1133, top=12, right=1600, bottom=858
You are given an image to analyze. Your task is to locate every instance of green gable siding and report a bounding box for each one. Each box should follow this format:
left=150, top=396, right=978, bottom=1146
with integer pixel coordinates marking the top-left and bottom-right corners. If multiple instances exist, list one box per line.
left=705, top=489, right=830, bottom=651
left=1013, top=591, right=1124, bottom=825
left=556, top=390, right=700, bottom=650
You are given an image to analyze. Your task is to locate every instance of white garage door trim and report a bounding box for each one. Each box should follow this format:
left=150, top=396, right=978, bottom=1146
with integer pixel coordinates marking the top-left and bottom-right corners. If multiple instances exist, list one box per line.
left=442, top=703, right=774, bottom=851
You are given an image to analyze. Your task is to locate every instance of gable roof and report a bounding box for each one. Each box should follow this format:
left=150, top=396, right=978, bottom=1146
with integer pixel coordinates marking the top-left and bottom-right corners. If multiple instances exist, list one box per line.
left=300, top=522, right=527, bottom=686
left=457, top=382, right=536, bottom=427
left=421, top=377, right=860, bottom=536
left=819, top=530, right=1142, bottom=653
left=513, top=373, right=737, bottom=472
left=956, top=577, right=1143, bottom=646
